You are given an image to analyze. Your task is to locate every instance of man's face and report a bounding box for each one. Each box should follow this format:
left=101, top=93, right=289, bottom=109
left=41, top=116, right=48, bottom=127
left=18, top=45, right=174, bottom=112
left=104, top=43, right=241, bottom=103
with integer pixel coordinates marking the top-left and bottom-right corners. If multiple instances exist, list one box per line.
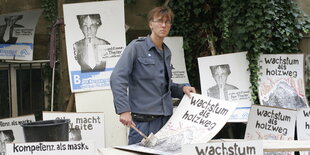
left=6, top=16, right=20, bottom=27
left=80, top=16, right=99, bottom=38
left=149, top=15, right=171, bottom=39
left=213, top=67, right=229, bottom=88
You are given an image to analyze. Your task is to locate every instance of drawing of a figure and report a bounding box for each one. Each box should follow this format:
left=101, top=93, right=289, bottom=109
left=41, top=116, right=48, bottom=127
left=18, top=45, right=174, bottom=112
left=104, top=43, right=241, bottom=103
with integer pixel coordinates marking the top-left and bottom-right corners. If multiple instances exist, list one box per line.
left=73, top=14, right=110, bottom=73
left=262, top=81, right=307, bottom=110
left=0, top=130, right=15, bottom=155
left=207, top=64, right=238, bottom=100
left=0, top=15, right=24, bottom=44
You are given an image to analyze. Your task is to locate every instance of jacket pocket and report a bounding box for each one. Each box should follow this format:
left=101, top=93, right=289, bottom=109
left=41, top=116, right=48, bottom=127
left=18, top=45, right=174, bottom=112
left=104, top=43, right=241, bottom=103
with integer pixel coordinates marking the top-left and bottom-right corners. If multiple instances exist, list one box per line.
left=136, top=57, right=156, bottom=80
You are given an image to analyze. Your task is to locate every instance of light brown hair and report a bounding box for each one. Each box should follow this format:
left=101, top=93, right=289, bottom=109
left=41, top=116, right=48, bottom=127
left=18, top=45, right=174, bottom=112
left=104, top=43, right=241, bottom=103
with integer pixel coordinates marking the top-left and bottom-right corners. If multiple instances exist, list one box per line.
left=147, top=6, right=174, bottom=23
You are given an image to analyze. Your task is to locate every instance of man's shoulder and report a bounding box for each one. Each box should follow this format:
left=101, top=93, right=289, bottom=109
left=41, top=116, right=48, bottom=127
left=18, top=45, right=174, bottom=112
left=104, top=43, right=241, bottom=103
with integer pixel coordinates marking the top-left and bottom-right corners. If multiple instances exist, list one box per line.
left=132, top=37, right=147, bottom=44
left=127, top=37, right=148, bottom=48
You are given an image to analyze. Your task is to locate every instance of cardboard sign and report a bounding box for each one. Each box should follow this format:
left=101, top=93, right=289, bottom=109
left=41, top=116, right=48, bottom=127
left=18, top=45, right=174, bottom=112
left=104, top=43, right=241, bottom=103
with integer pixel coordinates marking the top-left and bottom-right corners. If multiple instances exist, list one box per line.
left=64, top=0, right=126, bottom=92
left=258, top=54, right=308, bottom=109
left=182, top=141, right=263, bottom=155
left=297, top=108, right=310, bottom=155
left=198, top=52, right=252, bottom=122
left=6, top=141, right=94, bottom=155
left=245, top=104, right=296, bottom=140
left=42, top=112, right=104, bottom=148
left=163, top=37, right=189, bottom=84
left=0, top=9, right=42, bottom=60
left=115, top=94, right=238, bottom=154
left=155, top=93, right=237, bottom=154
left=0, top=115, right=36, bottom=155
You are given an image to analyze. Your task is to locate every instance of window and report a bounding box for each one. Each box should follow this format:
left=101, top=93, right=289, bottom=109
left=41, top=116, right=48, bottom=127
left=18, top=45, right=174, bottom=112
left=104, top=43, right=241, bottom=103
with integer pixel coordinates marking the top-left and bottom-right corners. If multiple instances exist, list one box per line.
left=0, top=60, right=52, bottom=118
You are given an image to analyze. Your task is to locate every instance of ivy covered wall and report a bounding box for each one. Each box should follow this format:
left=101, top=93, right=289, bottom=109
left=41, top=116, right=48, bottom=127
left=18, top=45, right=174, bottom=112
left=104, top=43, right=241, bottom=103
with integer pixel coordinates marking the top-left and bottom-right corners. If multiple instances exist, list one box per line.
left=167, top=0, right=310, bottom=104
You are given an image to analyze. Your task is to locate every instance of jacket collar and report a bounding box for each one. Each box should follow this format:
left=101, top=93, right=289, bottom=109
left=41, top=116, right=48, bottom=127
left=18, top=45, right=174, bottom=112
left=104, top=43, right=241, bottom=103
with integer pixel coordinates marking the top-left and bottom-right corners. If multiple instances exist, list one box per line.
left=145, top=35, right=171, bottom=57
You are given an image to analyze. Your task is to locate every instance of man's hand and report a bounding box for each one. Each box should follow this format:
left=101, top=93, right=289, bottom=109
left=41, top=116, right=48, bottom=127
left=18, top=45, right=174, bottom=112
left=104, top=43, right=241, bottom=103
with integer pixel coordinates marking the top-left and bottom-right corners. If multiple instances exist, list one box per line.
left=120, top=112, right=135, bottom=127
left=182, top=86, right=196, bottom=97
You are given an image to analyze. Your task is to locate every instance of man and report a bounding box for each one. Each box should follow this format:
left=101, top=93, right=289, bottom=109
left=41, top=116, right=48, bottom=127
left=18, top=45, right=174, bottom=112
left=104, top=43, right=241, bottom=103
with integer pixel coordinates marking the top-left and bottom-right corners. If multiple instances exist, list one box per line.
left=207, top=64, right=238, bottom=100
left=73, top=14, right=110, bottom=72
left=110, top=6, right=196, bottom=144
left=0, top=15, right=24, bottom=44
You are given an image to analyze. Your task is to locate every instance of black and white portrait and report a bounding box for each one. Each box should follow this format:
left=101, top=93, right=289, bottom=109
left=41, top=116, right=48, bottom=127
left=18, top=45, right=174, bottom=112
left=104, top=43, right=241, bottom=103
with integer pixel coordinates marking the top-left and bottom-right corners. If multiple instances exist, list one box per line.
left=73, top=14, right=110, bottom=73
left=207, top=64, right=239, bottom=100
left=0, top=15, right=24, bottom=44
left=198, top=52, right=252, bottom=122
left=0, top=130, right=15, bottom=155
left=69, top=128, right=82, bottom=141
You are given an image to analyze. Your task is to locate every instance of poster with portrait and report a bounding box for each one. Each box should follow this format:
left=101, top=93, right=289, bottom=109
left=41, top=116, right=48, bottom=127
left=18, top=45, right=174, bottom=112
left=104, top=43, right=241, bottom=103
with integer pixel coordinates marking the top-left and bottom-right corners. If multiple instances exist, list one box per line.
left=244, top=104, right=296, bottom=155
left=63, top=0, right=126, bottom=92
left=0, top=115, right=35, bottom=155
left=116, top=93, right=238, bottom=154
left=198, top=52, right=252, bottom=122
left=0, top=9, right=42, bottom=60
left=258, top=54, right=308, bottom=109
left=297, top=108, right=310, bottom=155
left=42, top=112, right=105, bottom=148
left=163, top=37, right=189, bottom=85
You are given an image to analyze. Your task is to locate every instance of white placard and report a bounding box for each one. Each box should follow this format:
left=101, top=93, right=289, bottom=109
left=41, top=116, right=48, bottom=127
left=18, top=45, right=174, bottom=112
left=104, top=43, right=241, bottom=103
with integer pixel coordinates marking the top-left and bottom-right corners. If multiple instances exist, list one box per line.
left=198, top=52, right=252, bottom=122
left=42, top=112, right=104, bottom=148
left=163, top=37, right=189, bottom=84
left=64, top=0, right=126, bottom=92
left=0, top=115, right=36, bottom=155
left=0, top=9, right=42, bottom=60
left=258, top=54, right=308, bottom=109
left=182, top=141, right=263, bottom=155
left=297, top=108, right=310, bottom=155
left=245, top=104, right=296, bottom=140
left=115, top=94, right=238, bottom=154
left=154, top=93, right=237, bottom=154
left=6, top=141, right=94, bottom=155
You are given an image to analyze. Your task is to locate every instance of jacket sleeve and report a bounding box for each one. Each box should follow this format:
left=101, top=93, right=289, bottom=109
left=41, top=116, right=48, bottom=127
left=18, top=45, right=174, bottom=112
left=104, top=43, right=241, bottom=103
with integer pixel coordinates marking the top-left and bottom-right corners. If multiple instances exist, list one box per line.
left=170, top=82, right=186, bottom=99
left=110, top=41, right=136, bottom=114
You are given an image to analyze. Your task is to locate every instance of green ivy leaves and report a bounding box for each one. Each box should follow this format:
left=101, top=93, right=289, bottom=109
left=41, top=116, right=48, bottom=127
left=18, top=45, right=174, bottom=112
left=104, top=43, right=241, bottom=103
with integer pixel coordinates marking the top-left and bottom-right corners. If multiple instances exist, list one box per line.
left=167, top=0, right=310, bottom=103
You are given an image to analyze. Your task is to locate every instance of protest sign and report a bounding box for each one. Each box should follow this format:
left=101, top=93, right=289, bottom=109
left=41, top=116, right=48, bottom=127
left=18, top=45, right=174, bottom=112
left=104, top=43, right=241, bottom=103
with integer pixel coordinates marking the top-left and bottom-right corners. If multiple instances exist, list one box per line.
left=258, top=54, right=308, bottom=109
left=245, top=104, right=296, bottom=155
left=297, top=108, right=310, bottom=155
left=0, top=115, right=35, bottom=155
left=6, top=141, right=94, bottom=155
left=0, top=9, right=42, bottom=60
left=42, top=112, right=104, bottom=148
left=64, top=0, right=126, bottom=92
left=198, top=52, right=252, bottom=122
left=245, top=104, right=296, bottom=140
left=116, top=94, right=238, bottom=154
left=163, top=37, right=189, bottom=84
left=182, top=141, right=263, bottom=155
